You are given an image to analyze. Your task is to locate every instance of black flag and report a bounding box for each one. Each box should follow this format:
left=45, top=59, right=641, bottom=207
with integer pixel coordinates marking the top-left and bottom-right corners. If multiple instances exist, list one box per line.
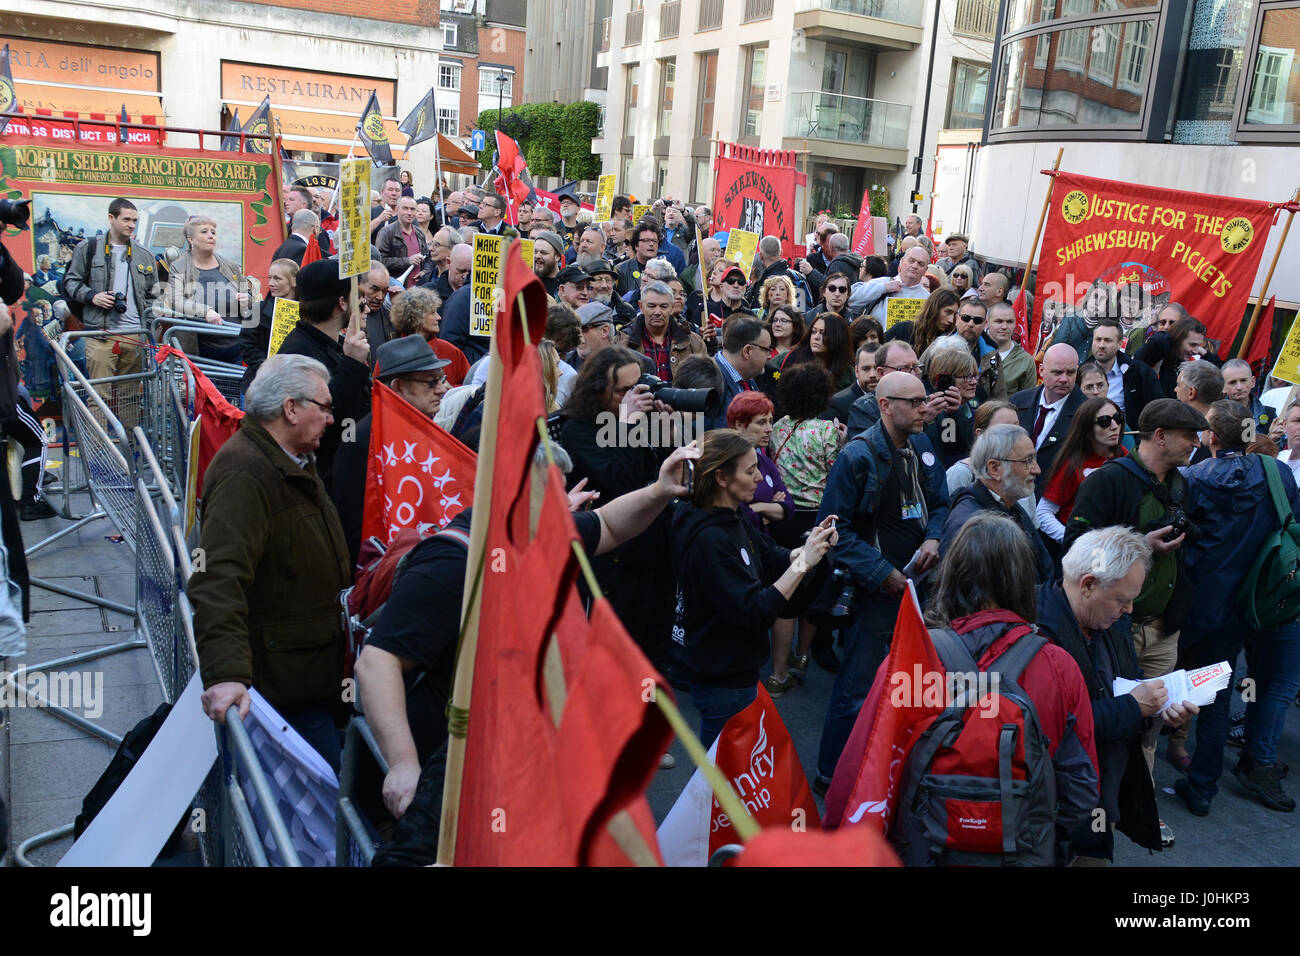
left=242, top=96, right=273, bottom=154
left=0, top=45, right=17, bottom=135
left=398, top=87, right=437, bottom=149
left=357, top=91, right=393, bottom=165
left=222, top=108, right=241, bottom=151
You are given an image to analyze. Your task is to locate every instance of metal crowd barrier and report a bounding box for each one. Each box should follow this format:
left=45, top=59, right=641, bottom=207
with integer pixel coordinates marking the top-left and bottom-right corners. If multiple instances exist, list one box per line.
left=336, top=716, right=389, bottom=867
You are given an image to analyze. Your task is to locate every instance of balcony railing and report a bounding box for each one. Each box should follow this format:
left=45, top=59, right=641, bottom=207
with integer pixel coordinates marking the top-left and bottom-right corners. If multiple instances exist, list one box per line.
left=698, top=0, right=724, bottom=30
left=794, top=0, right=923, bottom=27
left=600, top=17, right=610, bottom=52
left=625, top=8, right=644, bottom=44
left=595, top=105, right=606, bottom=138
left=785, top=91, right=911, bottom=149
left=743, top=0, right=774, bottom=23
left=659, top=0, right=681, bottom=38
left=954, top=0, right=998, bottom=39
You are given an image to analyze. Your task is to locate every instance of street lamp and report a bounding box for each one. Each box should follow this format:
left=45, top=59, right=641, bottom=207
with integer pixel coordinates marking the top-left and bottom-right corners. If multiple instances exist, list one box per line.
left=497, top=72, right=507, bottom=135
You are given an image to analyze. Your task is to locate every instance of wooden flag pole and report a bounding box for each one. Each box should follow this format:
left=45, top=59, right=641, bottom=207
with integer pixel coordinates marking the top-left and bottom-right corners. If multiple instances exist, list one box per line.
left=271, top=128, right=289, bottom=243
left=1236, top=185, right=1300, bottom=359
left=1027, top=147, right=1064, bottom=361
left=348, top=274, right=361, bottom=337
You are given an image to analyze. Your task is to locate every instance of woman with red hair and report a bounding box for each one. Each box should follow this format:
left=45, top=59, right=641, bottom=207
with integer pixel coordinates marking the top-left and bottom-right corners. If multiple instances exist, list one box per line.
left=727, top=389, right=793, bottom=536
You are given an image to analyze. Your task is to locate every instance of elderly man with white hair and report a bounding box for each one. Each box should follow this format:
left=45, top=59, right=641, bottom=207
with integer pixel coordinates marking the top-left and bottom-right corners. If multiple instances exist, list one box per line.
left=1037, top=526, right=1196, bottom=862
left=850, top=244, right=930, bottom=325
left=192, top=353, right=353, bottom=771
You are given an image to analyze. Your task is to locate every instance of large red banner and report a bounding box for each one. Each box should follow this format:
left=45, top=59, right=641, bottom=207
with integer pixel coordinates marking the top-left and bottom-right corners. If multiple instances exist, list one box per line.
left=1035, top=172, right=1285, bottom=351
left=712, top=142, right=806, bottom=259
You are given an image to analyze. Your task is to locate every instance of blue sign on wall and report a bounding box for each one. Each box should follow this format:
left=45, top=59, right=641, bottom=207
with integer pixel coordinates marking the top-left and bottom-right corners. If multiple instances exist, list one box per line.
left=470, top=129, right=486, bottom=151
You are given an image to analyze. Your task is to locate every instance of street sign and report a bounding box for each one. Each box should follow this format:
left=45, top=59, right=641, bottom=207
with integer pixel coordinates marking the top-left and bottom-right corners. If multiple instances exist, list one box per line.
left=471, top=129, right=486, bottom=151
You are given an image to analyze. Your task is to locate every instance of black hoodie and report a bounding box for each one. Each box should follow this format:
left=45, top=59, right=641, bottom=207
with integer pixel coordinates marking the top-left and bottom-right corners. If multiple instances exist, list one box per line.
left=672, top=501, right=828, bottom=688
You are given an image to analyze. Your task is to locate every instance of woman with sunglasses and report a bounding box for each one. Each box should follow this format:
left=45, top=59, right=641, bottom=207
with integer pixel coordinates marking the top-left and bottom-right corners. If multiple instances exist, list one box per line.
left=1036, top=396, right=1127, bottom=542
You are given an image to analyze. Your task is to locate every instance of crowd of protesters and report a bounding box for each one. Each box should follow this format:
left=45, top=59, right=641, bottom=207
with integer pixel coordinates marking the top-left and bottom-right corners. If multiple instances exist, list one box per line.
left=98, top=172, right=1297, bottom=867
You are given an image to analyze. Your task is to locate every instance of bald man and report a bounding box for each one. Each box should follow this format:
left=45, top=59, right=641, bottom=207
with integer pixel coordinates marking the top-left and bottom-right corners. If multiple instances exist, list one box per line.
left=1010, top=342, right=1085, bottom=494
left=977, top=271, right=1009, bottom=307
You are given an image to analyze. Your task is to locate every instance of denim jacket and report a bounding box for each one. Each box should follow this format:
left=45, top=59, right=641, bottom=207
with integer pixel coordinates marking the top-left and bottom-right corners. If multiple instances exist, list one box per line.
left=816, top=420, right=949, bottom=591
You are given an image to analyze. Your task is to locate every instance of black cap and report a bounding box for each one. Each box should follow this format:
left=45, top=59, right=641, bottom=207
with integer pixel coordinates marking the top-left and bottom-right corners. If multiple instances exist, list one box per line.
left=375, top=336, right=451, bottom=380
left=578, top=257, right=617, bottom=279
left=1138, top=398, right=1209, bottom=433
left=555, top=264, right=592, bottom=286
left=460, top=203, right=480, bottom=220
left=296, top=259, right=350, bottom=301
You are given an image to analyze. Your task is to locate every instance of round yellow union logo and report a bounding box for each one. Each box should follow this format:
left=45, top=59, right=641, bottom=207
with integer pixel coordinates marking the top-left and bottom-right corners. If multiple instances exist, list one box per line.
left=1221, top=217, right=1253, bottom=254
left=365, top=114, right=388, bottom=142
left=0, top=78, right=14, bottom=113
left=1062, top=190, right=1089, bottom=225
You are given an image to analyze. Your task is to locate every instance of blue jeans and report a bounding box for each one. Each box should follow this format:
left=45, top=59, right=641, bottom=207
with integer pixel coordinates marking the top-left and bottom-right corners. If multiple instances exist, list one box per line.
left=1244, top=619, right=1300, bottom=765
left=817, top=591, right=900, bottom=780
left=282, top=704, right=342, bottom=775
left=1183, top=628, right=1244, bottom=803
left=691, top=683, right=757, bottom=749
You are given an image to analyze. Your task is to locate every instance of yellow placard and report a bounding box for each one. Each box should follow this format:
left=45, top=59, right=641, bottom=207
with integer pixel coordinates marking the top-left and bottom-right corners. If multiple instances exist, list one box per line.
left=724, top=228, right=760, bottom=279
left=517, top=238, right=535, bottom=271
left=1270, top=315, right=1300, bottom=386
left=184, top=417, right=201, bottom=540
left=886, top=295, right=927, bottom=330
left=631, top=203, right=651, bottom=225
left=338, top=156, right=371, bottom=280
left=594, top=174, right=617, bottom=222
left=471, top=232, right=504, bottom=338
left=266, top=298, right=301, bottom=358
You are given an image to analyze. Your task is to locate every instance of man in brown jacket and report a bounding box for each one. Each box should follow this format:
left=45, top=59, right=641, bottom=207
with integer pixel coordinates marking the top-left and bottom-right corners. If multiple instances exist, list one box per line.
left=192, top=352, right=352, bottom=770
left=615, top=281, right=706, bottom=383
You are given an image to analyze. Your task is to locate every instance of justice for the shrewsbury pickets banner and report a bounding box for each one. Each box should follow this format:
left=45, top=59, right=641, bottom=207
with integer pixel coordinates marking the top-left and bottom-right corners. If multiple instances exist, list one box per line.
left=0, top=134, right=280, bottom=404
left=1035, top=172, right=1283, bottom=350
left=657, top=685, right=820, bottom=866
left=712, top=141, right=806, bottom=260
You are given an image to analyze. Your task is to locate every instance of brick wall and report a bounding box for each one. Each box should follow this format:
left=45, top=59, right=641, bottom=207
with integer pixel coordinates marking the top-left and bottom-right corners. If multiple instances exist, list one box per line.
left=236, top=0, right=439, bottom=26
left=461, top=25, right=527, bottom=127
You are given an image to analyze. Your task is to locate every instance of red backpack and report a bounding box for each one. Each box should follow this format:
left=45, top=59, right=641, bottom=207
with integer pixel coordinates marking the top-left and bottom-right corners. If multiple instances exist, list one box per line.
left=891, top=626, right=1059, bottom=867
left=341, top=525, right=471, bottom=675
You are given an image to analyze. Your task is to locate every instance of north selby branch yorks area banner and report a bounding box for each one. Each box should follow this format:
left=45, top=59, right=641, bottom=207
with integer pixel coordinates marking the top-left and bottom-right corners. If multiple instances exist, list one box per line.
left=1035, top=172, right=1283, bottom=350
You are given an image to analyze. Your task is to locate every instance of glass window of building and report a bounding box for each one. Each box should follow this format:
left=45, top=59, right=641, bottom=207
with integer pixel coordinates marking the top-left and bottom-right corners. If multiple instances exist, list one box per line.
left=442, top=22, right=458, bottom=47
left=437, top=107, right=459, bottom=136
left=1005, top=0, right=1159, bottom=33
left=624, top=63, right=640, bottom=138
left=1174, top=0, right=1258, bottom=143
left=438, top=64, right=461, bottom=91
left=948, top=60, right=990, bottom=128
left=697, top=51, right=718, bottom=138
left=743, top=45, right=767, bottom=138
left=658, top=58, right=676, bottom=138
left=1244, top=4, right=1300, bottom=125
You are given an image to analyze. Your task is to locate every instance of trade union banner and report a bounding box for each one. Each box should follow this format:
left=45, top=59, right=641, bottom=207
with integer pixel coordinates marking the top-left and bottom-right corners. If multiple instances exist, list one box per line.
left=712, top=141, right=806, bottom=260
left=1035, top=171, right=1285, bottom=350
left=0, top=133, right=280, bottom=403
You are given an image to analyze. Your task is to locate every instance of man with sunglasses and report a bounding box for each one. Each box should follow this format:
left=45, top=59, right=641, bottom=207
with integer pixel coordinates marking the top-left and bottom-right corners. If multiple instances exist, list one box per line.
left=952, top=299, right=997, bottom=366
left=814, top=370, right=949, bottom=793
left=708, top=264, right=755, bottom=324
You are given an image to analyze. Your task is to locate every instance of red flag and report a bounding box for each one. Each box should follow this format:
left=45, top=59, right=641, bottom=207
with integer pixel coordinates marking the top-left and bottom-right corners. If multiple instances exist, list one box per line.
left=1244, top=294, right=1277, bottom=371
left=493, top=130, right=532, bottom=226
left=300, top=230, right=323, bottom=266
left=360, top=380, right=475, bottom=548
left=154, top=345, right=244, bottom=497
left=851, top=189, right=874, bottom=257
left=733, top=825, right=900, bottom=867
left=656, top=686, right=820, bottom=866
left=822, top=584, right=943, bottom=833
left=1011, top=282, right=1030, bottom=349
left=453, top=247, right=672, bottom=865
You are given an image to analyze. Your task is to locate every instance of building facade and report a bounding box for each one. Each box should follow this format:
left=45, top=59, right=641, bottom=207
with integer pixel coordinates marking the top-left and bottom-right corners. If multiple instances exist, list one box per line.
left=592, top=0, right=997, bottom=235
left=971, top=0, right=1300, bottom=305
left=524, top=0, right=611, bottom=105
left=437, top=0, right=527, bottom=145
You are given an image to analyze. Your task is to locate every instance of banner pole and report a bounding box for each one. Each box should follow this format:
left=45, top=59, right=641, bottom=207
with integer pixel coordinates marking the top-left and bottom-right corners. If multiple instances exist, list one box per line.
left=1024, top=147, right=1063, bottom=360
left=271, top=129, right=289, bottom=242
left=1236, top=185, right=1300, bottom=359
left=328, top=130, right=362, bottom=220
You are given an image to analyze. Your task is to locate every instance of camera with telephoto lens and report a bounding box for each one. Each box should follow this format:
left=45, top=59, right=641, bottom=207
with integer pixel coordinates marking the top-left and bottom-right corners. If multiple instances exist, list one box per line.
left=111, top=291, right=129, bottom=314
left=829, top=567, right=859, bottom=618
left=0, top=199, right=31, bottom=230
left=1145, top=507, right=1201, bottom=544
left=637, top=373, right=720, bottom=416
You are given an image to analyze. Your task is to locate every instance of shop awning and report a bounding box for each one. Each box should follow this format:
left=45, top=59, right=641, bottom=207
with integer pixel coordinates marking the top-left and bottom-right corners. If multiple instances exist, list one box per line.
left=14, top=82, right=164, bottom=123
left=433, top=134, right=482, bottom=177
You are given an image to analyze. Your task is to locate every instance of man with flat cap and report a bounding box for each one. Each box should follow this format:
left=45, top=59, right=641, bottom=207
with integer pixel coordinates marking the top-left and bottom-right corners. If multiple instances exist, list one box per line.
left=554, top=263, right=592, bottom=311
left=1064, top=397, right=1208, bottom=848
left=277, top=259, right=371, bottom=495
left=532, top=231, right=565, bottom=297
left=332, top=335, right=451, bottom=569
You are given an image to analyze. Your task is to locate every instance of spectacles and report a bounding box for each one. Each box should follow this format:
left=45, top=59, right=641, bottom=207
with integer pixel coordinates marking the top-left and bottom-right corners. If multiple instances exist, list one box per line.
left=880, top=395, right=927, bottom=408
left=408, top=374, right=448, bottom=388
left=997, top=454, right=1037, bottom=466
left=300, top=397, right=333, bottom=414
left=881, top=362, right=921, bottom=374
left=724, top=277, right=746, bottom=285
left=956, top=372, right=980, bottom=382
left=958, top=314, right=986, bottom=324
left=1095, top=414, right=1124, bottom=429
left=826, top=285, right=849, bottom=294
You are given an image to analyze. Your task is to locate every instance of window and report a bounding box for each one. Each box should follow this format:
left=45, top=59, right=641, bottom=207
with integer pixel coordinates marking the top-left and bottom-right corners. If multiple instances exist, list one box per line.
left=692, top=158, right=712, bottom=203
left=1048, top=0, right=1094, bottom=70
left=624, top=63, right=640, bottom=138
left=947, top=60, right=990, bottom=129
left=656, top=159, right=670, bottom=194
left=743, top=45, right=768, bottom=138
left=1118, top=19, right=1152, bottom=93
left=658, top=59, right=676, bottom=138
left=1244, top=5, right=1300, bottom=126
left=437, top=106, right=459, bottom=136
left=1004, top=0, right=1158, bottom=34
left=482, top=68, right=513, bottom=100
left=442, top=22, right=458, bottom=47
left=438, top=64, right=462, bottom=91
left=1088, top=22, right=1121, bottom=84
left=697, top=51, right=718, bottom=137
left=822, top=47, right=873, bottom=99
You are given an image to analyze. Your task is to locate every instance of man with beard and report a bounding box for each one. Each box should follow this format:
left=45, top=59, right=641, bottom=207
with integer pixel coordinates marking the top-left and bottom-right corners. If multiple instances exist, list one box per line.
left=578, top=256, right=635, bottom=328
left=532, top=231, right=565, bottom=297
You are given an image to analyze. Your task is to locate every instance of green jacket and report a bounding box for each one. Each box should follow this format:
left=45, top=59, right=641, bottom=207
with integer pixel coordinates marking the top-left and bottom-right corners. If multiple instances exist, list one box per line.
left=190, top=417, right=351, bottom=711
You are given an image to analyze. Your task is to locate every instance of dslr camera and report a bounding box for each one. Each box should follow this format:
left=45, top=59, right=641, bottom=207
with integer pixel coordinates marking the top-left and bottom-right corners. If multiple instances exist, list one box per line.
left=1145, top=506, right=1201, bottom=544
left=0, top=199, right=31, bottom=230
left=829, top=566, right=859, bottom=619
left=637, top=373, right=720, bottom=417
left=111, top=291, right=129, bottom=314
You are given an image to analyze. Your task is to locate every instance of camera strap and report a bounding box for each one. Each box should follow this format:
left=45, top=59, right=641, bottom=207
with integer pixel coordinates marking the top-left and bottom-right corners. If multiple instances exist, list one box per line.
left=1109, top=454, right=1183, bottom=507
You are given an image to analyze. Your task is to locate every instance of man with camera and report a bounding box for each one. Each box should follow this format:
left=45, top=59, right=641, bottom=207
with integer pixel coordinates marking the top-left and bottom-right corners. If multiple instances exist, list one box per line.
left=1064, top=398, right=1204, bottom=845
left=63, top=198, right=159, bottom=384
